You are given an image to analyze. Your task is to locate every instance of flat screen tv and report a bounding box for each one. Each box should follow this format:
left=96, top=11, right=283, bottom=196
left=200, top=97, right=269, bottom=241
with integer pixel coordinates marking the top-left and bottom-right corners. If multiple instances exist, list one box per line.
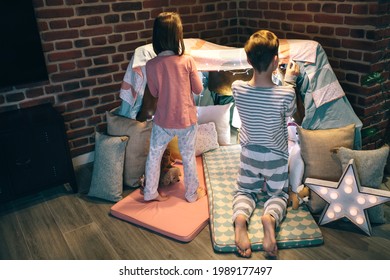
left=0, top=0, right=48, bottom=88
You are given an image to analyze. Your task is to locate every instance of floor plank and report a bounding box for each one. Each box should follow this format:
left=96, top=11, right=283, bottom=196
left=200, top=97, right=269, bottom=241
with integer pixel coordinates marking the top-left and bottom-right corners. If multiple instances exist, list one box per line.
left=0, top=202, right=32, bottom=260
left=42, top=185, right=94, bottom=234
left=12, top=194, right=75, bottom=259
left=63, top=222, right=120, bottom=260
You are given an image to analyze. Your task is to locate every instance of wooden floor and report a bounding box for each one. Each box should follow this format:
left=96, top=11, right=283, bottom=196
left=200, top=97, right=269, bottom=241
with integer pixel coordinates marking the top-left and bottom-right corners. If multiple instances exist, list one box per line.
left=1, top=133, right=390, bottom=260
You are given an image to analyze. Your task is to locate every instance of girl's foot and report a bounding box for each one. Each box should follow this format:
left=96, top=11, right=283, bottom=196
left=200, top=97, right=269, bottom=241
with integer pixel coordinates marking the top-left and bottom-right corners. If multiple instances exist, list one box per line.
left=144, top=192, right=169, bottom=202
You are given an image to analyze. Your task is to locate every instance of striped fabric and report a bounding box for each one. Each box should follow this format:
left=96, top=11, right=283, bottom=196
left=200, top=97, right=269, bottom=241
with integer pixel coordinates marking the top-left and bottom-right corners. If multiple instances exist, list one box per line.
left=232, top=145, right=289, bottom=227
left=232, top=80, right=296, bottom=160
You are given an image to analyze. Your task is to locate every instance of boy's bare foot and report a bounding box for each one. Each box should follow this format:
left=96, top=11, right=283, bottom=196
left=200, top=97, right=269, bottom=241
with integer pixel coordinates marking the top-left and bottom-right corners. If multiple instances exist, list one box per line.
left=196, top=186, right=207, bottom=200
left=261, top=214, right=278, bottom=258
left=234, top=215, right=252, bottom=258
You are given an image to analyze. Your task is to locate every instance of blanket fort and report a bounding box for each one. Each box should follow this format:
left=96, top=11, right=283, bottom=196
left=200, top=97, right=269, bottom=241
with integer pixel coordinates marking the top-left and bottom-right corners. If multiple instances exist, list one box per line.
left=118, top=38, right=362, bottom=149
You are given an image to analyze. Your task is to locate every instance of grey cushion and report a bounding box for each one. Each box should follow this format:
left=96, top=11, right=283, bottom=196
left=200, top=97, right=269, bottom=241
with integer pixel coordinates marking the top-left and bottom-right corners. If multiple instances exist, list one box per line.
left=334, top=145, right=389, bottom=224
left=88, top=132, right=129, bottom=202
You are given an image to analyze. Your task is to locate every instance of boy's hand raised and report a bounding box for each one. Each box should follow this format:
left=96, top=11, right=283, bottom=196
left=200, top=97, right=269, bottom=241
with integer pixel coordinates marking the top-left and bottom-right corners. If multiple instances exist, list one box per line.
left=286, top=61, right=299, bottom=77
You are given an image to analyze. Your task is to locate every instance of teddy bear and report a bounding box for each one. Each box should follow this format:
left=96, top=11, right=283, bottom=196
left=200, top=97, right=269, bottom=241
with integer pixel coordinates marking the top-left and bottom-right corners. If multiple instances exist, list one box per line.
left=160, top=167, right=181, bottom=186
left=159, top=148, right=182, bottom=186
left=288, top=184, right=310, bottom=210
left=139, top=148, right=182, bottom=194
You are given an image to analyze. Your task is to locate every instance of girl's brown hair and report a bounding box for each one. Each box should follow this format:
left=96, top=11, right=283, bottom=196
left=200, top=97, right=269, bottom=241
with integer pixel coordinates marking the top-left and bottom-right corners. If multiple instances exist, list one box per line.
left=152, top=12, right=185, bottom=56
left=244, top=30, right=279, bottom=73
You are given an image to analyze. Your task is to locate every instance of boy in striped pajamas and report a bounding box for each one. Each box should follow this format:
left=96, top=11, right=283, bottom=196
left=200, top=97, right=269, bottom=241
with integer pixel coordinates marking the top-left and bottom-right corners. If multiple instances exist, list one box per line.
left=231, top=30, right=299, bottom=258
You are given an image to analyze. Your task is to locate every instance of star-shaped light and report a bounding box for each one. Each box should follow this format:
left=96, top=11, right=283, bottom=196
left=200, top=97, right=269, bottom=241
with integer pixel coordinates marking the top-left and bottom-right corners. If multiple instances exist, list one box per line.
left=305, top=159, right=390, bottom=236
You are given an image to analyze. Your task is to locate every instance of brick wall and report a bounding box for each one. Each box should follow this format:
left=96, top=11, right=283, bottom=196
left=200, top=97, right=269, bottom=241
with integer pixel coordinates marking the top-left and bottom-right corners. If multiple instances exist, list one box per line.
left=0, top=0, right=238, bottom=158
left=236, top=0, right=390, bottom=149
left=0, top=0, right=389, bottom=159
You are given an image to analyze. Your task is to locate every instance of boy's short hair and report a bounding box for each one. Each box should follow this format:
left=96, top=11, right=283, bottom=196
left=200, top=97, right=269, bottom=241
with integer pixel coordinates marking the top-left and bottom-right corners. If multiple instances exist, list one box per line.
left=152, top=12, right=185, bottom=56
left=244, top=30, right=279, bottom=73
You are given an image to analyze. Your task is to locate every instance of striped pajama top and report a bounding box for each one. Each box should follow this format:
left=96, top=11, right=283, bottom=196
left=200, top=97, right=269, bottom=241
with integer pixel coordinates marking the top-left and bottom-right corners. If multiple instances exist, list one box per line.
left=232, top=80, right=296, bottom=160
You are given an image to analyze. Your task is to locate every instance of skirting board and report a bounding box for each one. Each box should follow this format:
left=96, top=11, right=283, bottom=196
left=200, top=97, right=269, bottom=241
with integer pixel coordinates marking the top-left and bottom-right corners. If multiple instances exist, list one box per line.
left=72, top=151, right=95, bottom=167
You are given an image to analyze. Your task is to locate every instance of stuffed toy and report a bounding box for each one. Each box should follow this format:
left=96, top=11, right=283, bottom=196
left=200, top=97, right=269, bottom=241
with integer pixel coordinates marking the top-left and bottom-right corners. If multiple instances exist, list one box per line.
left=288, top=184, right=310, bottom=210
left=159, top=148, right=181, bottom=186
left=139, top=148, right=182, bottom=194
left=287, top=119, right=309, bottom=209
left=287, top=119, right=305, bottom=192
left=160, top=167, right=181, bottom=186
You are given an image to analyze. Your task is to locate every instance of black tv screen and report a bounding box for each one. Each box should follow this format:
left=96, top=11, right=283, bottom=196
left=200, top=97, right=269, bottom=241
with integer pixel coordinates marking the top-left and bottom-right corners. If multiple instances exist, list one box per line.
left=0, top=0, right=48, bottom=88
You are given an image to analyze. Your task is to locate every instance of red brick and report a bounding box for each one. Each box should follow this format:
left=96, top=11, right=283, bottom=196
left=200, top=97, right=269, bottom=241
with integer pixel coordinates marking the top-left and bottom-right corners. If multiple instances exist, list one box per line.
left=342, top=39, right=376, bottom=51
left=344, top=16, right=376, bottom=26
left=51, top=70, right=86, bottom=83
left=58, top=90, right=90, bottom=103
left=41, top=30, right=79, bottom=41
left=337, top=4, right=352, bottom=14
left=143, top=0, right=169, bottom=9
left=112, top=2, right=142, bottom=11
left=308, top=3, right=321, bottom=12
left=67, top=127, right=95, bottom=140
left=314, top=14, right=343, bottom=25
left=67, top=101, right=84, bottom=112
left=84, top=46, right=116, bottom=57
left=322, top=3, right=336, bottom=13
left=49, top=20, right=67, bottom=29
left=64, top=82, right=80, bottom=92
left=76, top=5, right=110, bottom=16
left=264, top=11, right=286, bottom=20
left=59, top=62, right=77, bottom=71
left=6, top=92, right=25, bottom=102
left=36, top=8, right=74, bottom=18
left=287, top=13, right=312, bottom=22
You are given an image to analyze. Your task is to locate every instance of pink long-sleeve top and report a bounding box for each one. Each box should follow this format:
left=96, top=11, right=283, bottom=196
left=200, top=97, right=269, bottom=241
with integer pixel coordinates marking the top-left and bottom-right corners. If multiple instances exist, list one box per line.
left=145, top=51, right=203, bottom=129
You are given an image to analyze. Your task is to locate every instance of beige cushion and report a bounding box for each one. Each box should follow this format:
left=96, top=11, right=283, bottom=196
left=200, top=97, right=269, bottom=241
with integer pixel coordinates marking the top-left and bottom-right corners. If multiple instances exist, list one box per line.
left=298, top=124, right=355, bottom=213
left=334, top=145, right=389, bottom=224
left=88, top=132, right=129, bottom=202
left=106, top=110, right=152, bottom=188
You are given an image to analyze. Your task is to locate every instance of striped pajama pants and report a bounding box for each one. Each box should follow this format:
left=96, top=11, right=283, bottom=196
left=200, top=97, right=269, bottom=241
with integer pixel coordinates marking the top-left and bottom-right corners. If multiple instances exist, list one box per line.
left=143, top=122, right=199, bottom=202
left=232, top=145, right=289, bottom=227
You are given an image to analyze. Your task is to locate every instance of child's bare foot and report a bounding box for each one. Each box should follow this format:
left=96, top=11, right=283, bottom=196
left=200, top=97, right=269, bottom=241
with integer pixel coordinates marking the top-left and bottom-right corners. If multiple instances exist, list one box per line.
left=234, top=215, right=252, bottom=258
left=144, top=192, right=169, bottom=202
left=196, top=186, right=207, bottom=200
left=261, top=214, right=278, bottom=258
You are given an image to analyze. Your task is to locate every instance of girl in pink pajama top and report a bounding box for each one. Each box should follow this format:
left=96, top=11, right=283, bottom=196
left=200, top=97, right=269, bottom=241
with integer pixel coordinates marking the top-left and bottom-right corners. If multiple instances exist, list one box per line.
left=143, top=12, right=206, bottom=202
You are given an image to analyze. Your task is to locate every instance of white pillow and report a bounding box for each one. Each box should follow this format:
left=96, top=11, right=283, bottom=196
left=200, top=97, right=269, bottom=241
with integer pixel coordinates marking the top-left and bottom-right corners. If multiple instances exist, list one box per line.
left=195, top=122, right=219, bottom=156
left=197, top=103, right=232, bottom=145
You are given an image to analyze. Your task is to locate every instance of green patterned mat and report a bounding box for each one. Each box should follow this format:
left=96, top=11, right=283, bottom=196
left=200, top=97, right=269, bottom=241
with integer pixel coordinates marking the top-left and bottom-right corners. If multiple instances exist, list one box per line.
left=203, top=145, right=324, bottom=253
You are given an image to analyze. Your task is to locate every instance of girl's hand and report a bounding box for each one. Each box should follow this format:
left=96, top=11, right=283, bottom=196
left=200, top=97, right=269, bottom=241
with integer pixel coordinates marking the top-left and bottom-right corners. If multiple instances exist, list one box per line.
left=285, top=61, right=299, bottom=77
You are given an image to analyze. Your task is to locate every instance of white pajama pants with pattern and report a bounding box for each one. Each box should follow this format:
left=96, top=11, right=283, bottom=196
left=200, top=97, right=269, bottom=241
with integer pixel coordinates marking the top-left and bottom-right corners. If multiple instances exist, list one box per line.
left=143, top=122, right=199, bottom=202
